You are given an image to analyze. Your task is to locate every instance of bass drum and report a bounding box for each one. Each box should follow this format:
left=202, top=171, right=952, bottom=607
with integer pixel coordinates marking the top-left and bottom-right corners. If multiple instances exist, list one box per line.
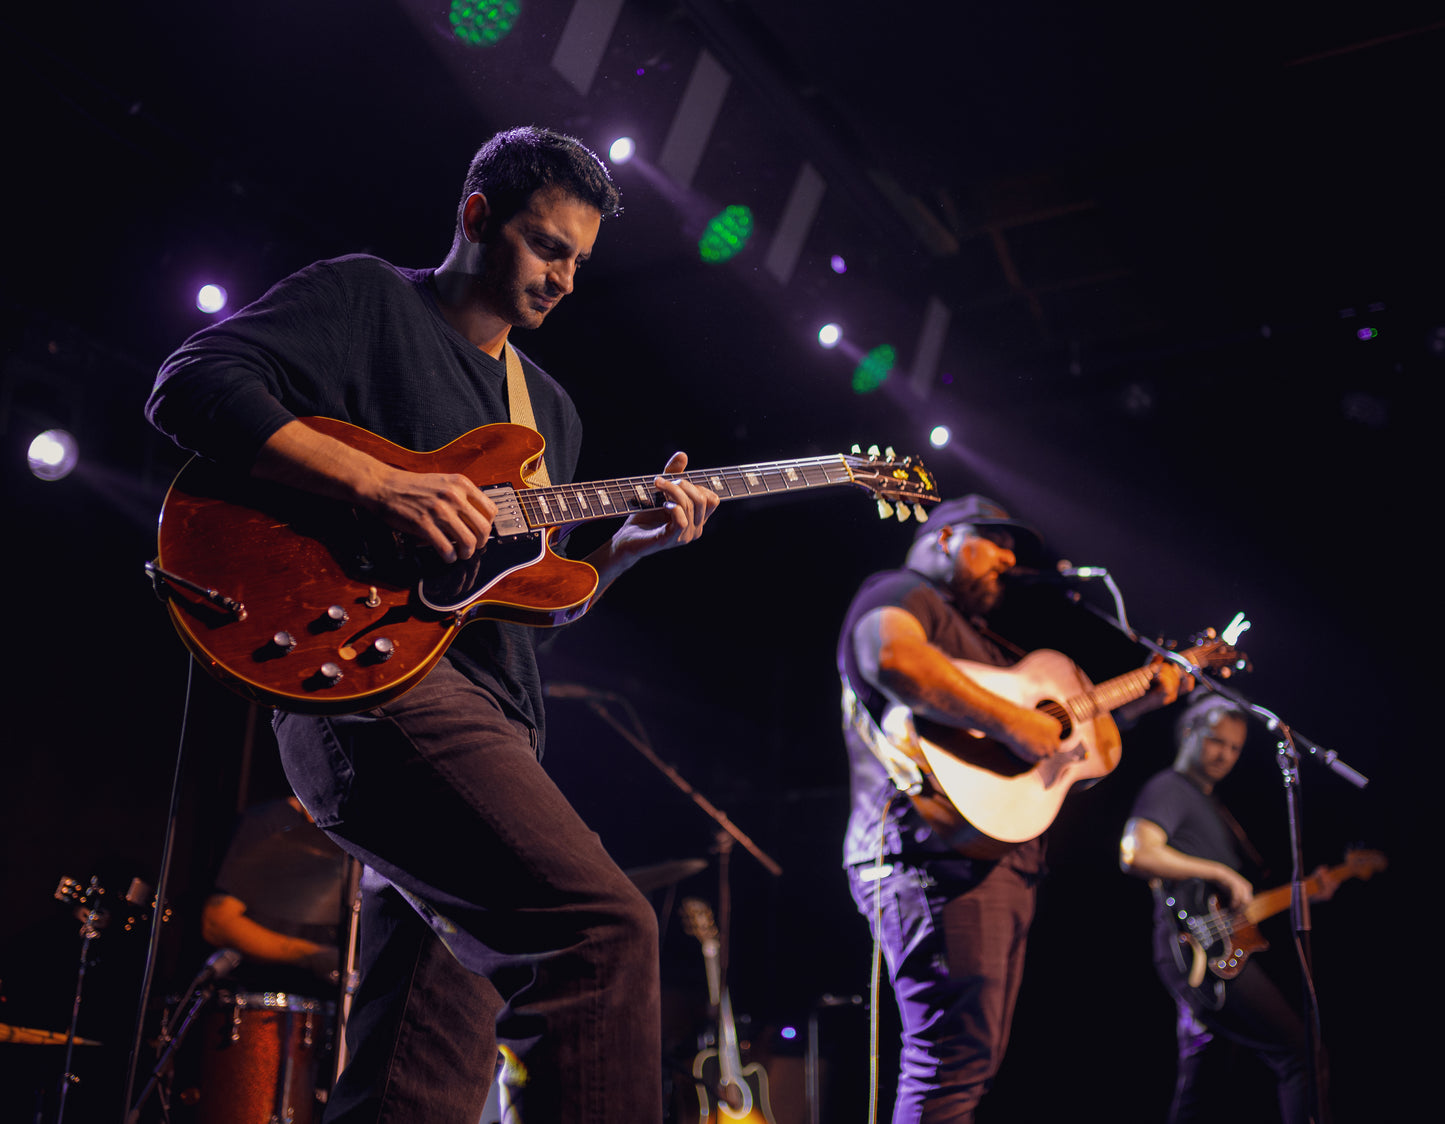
left=195, top=991, right=334, bottom=1124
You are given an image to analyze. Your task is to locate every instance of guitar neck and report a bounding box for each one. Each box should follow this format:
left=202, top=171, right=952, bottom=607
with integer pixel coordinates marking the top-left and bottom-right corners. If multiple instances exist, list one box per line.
left=1065, top=644, right=1209, bottom=723
left=1242, top=862, right=1355, bottom=926
left=515, top=456, right=860, bottom=529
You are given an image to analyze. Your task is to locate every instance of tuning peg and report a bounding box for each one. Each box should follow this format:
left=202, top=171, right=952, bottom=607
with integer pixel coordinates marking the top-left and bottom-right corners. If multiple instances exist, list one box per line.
left=913, top=503, right=929, bottom=523
left=896, top=502, right=911, bottom=523
left=851, top=443, right=861, bottom=454
left=884, top=446, right=896, bottom=460
left=867, top=444, right=880, bottom=458
left=876, top=498, right=894, bottom=519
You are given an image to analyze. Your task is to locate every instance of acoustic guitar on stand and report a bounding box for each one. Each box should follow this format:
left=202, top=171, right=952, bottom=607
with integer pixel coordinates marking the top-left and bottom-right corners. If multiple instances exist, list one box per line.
left=149, top=417, right=938, bottom=714
left=879, top=631, right=1249, bottom=857
left=681, top=898, right=775, bottom=1124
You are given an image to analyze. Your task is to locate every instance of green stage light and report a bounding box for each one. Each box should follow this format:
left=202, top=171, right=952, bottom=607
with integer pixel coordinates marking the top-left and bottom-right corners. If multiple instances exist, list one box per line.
left=852, top=344, right=896, bottom=394
left=698, top=205, right=754, bottom=263
left=449, top=0, right=520, bottom=46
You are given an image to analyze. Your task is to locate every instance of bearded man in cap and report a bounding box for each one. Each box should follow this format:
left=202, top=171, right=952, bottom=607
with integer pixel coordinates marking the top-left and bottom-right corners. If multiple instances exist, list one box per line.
left=838, top=495, right=1183, bottom=1122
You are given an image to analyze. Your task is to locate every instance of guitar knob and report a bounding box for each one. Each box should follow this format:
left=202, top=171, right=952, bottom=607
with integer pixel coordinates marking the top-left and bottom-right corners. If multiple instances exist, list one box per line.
left=317, top=662, right=344, bottom=685
left=369, top=638, right=395, bottom=662
left=322, top=605, right=349, bottom=630
left=271, top=631, right=297, bottom=654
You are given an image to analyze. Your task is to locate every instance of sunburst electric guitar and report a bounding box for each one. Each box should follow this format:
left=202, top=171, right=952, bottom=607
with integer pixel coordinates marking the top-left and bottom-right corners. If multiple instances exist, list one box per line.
left=879, top=633, right=1249, bottom=857
left=151, top=417, right=937, bottom=714
left=681, top=898, right=775, bottom=1124
left=1169, top=848, right=1387, bottom=986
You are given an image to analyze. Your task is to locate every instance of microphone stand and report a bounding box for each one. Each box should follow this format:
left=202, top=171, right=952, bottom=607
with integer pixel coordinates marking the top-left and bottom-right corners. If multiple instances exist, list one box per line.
left=567, top=692, right=782, bottom=880
left=1066, top=577, right=1367, bottom=1124
left=125, top=979, right=219, bottom=1124
left=552, top=689, right=782, bottom=1119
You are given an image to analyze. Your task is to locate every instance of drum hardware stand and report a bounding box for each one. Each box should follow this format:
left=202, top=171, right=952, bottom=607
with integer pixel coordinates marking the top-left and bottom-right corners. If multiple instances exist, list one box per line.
left=52, top=875, right=152, bottom=1124
left=332, top=855, right=363, bottom=1087
left=125, top=948, right=243, bottom=1124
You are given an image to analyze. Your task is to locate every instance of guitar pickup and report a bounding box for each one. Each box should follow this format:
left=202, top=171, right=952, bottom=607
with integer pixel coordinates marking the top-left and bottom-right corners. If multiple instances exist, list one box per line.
left=483, top=486, right=531, bottom=538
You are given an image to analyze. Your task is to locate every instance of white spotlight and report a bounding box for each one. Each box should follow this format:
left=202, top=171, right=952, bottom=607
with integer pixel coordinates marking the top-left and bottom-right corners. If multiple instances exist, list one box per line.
left=818, top=323, right=842, bottom=349
left=929, top=425, right=951, bottom=449
left=28, top=429, right=79, bottom=481
left=608, top=137, right=636, bottom=165
left=196, top=284, right=228, bottom=314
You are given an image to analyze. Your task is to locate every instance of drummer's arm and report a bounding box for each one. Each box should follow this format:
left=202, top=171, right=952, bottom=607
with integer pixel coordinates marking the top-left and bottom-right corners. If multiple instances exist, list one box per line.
left=201, top=893, right=330, bottom=966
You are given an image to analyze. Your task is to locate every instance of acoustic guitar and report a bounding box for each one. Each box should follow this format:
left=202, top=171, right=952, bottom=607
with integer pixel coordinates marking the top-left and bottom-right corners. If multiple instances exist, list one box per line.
left=151, top=417, right=937, bottom=714
left=879, top=633, right=1249, bottom=857
left=681, top=898, right=775, bottom=1124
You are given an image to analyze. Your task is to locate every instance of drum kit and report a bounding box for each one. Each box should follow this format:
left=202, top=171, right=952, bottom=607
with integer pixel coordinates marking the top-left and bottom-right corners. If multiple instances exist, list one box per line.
left=6, top=857, right=716, bottom=1124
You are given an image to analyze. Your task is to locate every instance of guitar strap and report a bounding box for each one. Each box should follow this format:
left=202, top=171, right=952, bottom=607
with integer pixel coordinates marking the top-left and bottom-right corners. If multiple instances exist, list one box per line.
left=840, top=677, right=923, bottom=795
left=504, top=343, right=552, bottom=487
left=970, top=619, right=1029, bottom=661
left=1214, top=798, right=1268, bottom=876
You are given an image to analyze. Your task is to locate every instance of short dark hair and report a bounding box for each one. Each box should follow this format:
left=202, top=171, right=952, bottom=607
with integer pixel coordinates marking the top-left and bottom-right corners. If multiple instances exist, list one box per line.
left=1175, top=694, right=1247, bottom=748
left=457, top=126, right=620, bottom=233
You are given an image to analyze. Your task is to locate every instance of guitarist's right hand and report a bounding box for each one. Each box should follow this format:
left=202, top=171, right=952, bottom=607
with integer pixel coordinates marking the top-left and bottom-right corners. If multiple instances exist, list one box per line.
left=1214, top=867, right=1254, bottom=909
left=1004, top=705, right=1066, bottom=764
left=253, top=419, right=497, bottom=564
left=364, top=465, right=497, bottom=565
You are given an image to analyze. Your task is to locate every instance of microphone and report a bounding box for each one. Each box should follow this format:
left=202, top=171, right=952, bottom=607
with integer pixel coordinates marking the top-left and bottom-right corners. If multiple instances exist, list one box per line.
left=543, top=682, right=617, bottom=700
left=1058, top=563, right=1110, bottom=580
left=1005, top=562, right=1111, bottom=586
left=187, top=948, right=242, bottom=993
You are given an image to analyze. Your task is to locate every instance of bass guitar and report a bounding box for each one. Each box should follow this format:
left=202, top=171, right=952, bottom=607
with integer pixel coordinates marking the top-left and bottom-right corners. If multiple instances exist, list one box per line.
left=879, top=633, right=1248, bottom=857
left=1170, top=848, right=1387, bottom=986
left=151, top=417, right=937, bottom=714
left=681, top=898, right=775, bottom=1124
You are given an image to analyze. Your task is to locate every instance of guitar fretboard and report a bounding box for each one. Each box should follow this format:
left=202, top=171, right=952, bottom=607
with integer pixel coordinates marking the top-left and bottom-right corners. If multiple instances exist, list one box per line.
left=1064, top=645, right=1211, bottom=723
left=516, top=456, right=858, bottom=528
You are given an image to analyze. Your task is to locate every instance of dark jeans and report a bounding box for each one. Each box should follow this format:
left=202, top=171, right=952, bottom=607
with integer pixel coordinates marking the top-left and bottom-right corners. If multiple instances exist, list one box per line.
left=274, top=659, right=662, bottom=1123
left=1158, top=946, right=1325, bottom=1124
left=847, top=857, right=1037, bottom=1124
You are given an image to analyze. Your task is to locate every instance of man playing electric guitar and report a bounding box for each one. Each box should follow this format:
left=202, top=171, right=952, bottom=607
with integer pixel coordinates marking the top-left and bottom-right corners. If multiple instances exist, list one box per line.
left=148, top=127, right=719, bottom=1124
left=1120, top=694, right=1339, bottom=1124
left=838, top=495, right=1187, bottom=1123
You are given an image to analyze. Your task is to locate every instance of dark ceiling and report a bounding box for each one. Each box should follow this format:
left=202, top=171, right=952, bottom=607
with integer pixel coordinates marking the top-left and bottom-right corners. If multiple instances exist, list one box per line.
left=1, top=2, right=1435, bottom=1118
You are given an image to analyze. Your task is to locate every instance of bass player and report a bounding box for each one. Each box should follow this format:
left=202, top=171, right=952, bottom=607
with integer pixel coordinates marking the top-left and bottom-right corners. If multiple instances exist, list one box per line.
left=1120, top=694, right=1333, bottom=1123
left=838, top=494, right=1186, bottom=1122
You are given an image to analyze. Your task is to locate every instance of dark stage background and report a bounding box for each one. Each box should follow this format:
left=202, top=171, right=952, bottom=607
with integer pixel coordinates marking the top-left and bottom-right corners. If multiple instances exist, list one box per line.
left=2, top=3, right=1434, bottom=1121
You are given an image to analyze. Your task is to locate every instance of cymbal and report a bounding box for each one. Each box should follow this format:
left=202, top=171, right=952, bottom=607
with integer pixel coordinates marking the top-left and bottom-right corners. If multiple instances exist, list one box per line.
left=0, top=1023, right=102, bottom=1046
left=624, top=858, right=708, bottom=894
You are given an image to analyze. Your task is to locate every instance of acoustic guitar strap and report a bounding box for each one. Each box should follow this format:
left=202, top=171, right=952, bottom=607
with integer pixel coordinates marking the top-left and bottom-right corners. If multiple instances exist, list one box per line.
left=504, top=343, right=552, bottom=487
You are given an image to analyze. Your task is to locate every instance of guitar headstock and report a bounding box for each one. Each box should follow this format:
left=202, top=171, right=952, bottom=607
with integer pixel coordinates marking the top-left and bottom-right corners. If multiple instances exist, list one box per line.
left=1179, top=627, right=1252, bottom=678
left=681, top=896, right=720, bottom=952
left=1343, top=848, right=1388, bottom=881
left=843, top=445, right=940, bottom=523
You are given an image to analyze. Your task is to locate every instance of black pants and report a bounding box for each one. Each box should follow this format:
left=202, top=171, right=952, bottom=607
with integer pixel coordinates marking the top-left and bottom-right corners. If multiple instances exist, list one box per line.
left=275, top=659, right=662, bottom=1123
left=1159, top=948, right=1325, bottom=1124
